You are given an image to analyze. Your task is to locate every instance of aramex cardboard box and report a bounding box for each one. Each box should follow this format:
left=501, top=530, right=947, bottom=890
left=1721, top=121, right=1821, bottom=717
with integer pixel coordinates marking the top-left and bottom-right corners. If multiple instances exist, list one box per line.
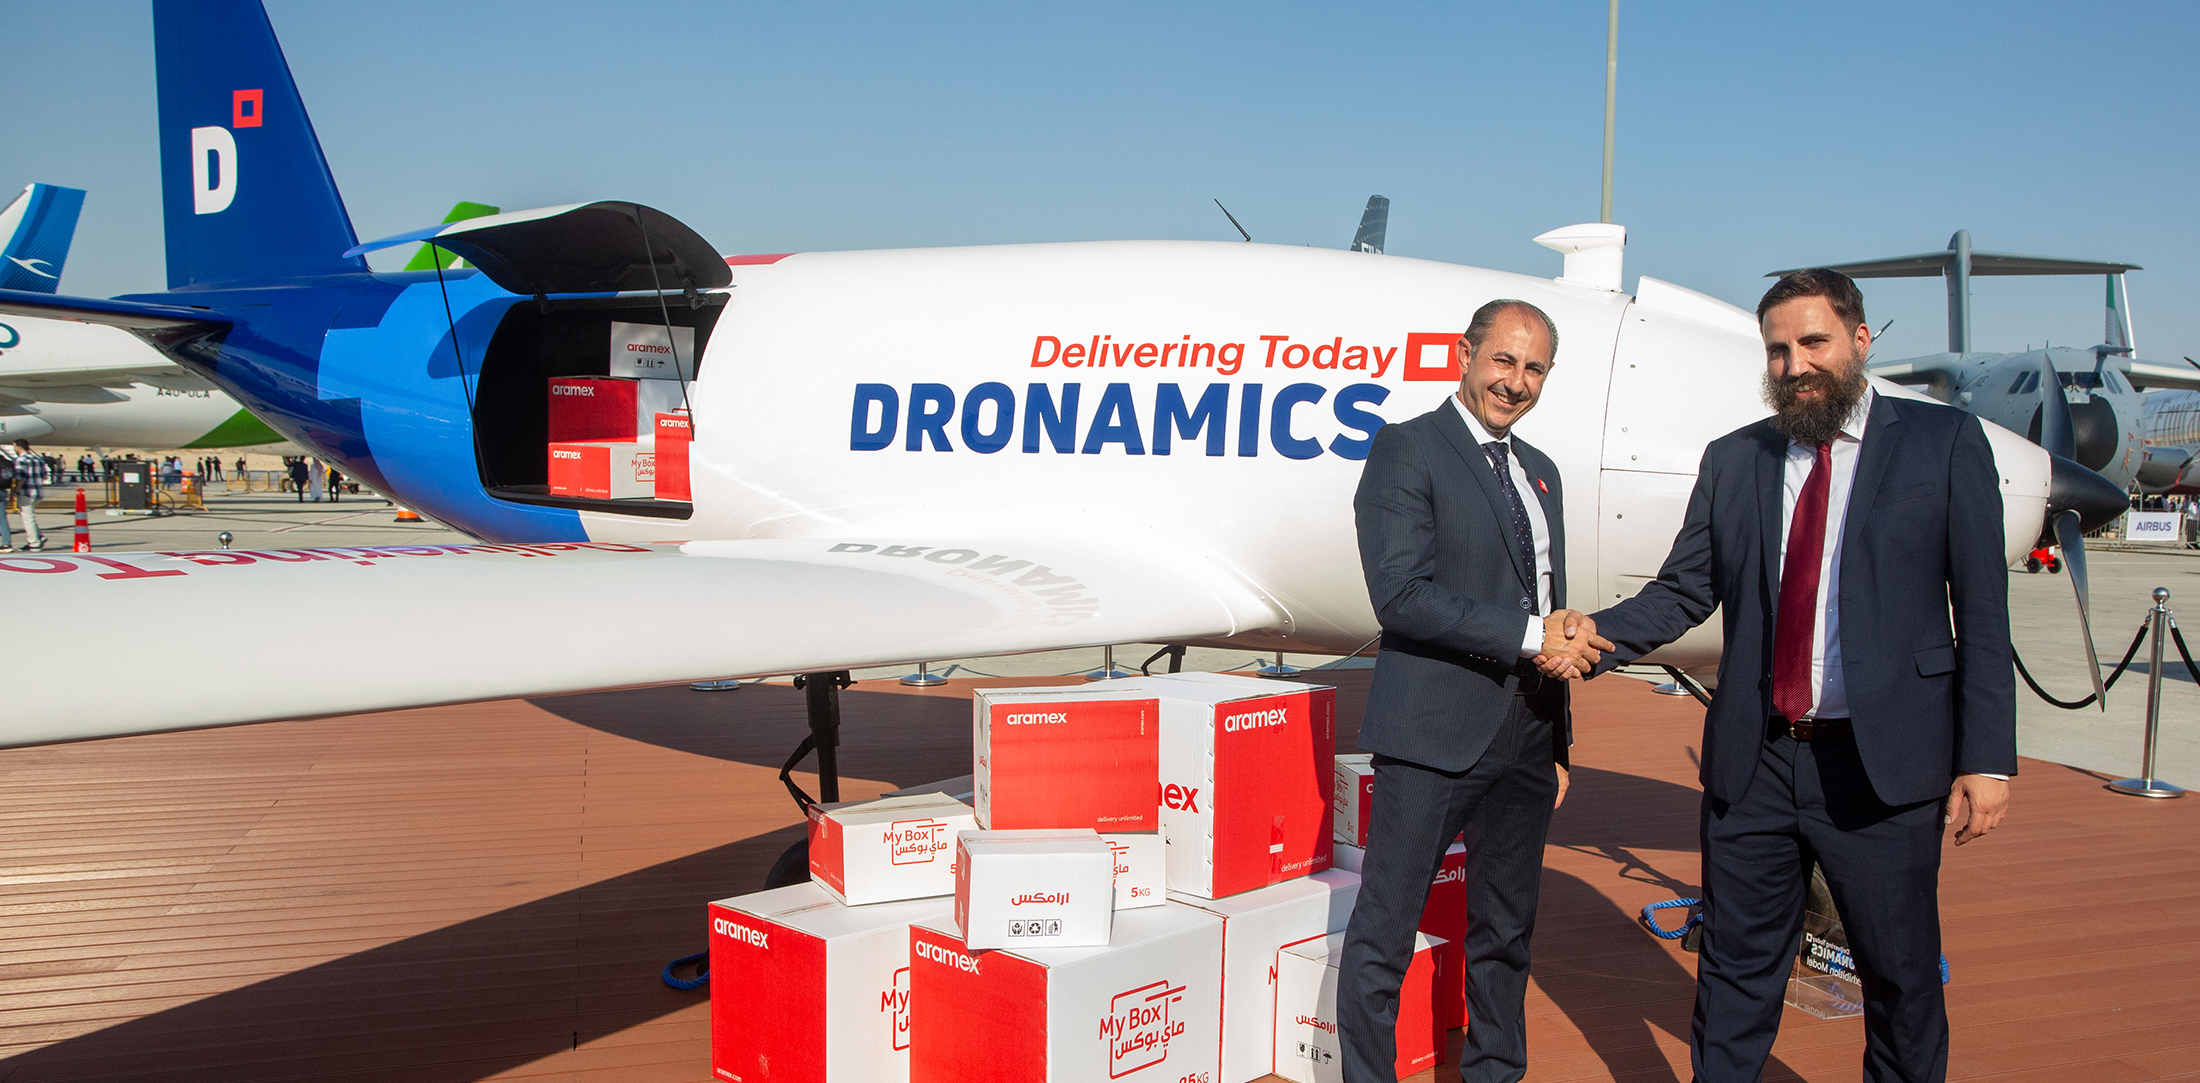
left=1273, top=931, right=1444, bottom=1083
left=972, top=686, right=1159, bottom=834
left=1101, top=831, right=1165, bottom=910
left=1108, top=673, right=1336, bottom=899
left=654, top=411, right=692, bottom=501
left=708, top=882, right=950, bottom=1083
left=1332, top=841, right=1468, bottom=1030
left=1333, top=755, right=1374, bottom=847
left=547, top=375, right=685, bottom=443
left=955, top=830, right=1115, bottom=950
left=909, top=902, right=1225, bottom=1083
left=1170, top=869, right=1362, bottom=1083
left=809, top=793, right=978, bottom=906
left=546, top=439, right=654, bottom=500
left=610, top=320, right=698, bottom=381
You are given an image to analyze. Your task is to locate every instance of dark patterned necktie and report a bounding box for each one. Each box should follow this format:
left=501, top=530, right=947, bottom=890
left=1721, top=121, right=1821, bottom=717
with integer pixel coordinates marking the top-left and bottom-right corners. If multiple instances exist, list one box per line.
left=1483, top=440, right=1538, bottom=613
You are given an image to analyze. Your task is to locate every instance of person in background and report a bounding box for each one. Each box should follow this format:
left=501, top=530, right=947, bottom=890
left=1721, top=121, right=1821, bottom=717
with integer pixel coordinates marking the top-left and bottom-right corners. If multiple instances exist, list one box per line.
left=307, top=458, right=326, bottom=503
left=10, top=439, right=48, bottom=551
left=235, top=455, right=248, bottom=481
left=327, top=464, right=343, bottom=503
left=287, top=457, right=309, bottom=503
left=0, top=446, right=14, bottom=551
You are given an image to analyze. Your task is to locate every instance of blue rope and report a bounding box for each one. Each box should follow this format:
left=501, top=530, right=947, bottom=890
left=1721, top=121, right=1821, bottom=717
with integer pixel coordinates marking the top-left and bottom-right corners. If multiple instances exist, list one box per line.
left=1638, top=897, right=1953, bottom=985
left=1640, top=897, right=1702, bottom=940
left=662, top=951, right=709, bottom=991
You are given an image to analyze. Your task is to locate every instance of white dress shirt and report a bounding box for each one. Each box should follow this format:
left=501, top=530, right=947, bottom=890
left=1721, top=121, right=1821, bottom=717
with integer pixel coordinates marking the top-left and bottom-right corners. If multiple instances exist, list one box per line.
left=1450, top=394, right=1554, bottom=656
left=1775, top=388, right=1871, bottom=719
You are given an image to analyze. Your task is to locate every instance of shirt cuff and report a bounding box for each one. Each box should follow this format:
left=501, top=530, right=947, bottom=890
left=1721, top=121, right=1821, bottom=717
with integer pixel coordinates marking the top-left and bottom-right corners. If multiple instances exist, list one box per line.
left=1970, top=773, right=2010, bottom=781
left=1519, top=614, right=1543, bottom=658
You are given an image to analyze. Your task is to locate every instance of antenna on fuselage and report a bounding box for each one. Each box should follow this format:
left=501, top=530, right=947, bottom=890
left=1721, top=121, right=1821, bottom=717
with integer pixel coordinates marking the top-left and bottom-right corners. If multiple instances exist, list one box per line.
left=1213, top=200, right=1251, bottom=243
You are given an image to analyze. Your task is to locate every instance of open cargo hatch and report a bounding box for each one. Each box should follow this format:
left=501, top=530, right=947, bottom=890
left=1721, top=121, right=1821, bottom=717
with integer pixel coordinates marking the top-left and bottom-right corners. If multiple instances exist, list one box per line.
left=347, top=202, right=732, bottom=297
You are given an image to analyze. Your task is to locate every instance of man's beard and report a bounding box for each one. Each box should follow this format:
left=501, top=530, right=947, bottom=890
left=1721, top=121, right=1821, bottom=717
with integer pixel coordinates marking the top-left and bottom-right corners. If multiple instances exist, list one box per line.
left=1764, top=348, right=1868, bottom=446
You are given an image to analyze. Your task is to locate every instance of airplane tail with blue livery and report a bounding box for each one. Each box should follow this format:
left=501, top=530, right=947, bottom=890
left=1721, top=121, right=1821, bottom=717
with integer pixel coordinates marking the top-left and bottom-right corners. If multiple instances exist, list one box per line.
left=153, top=0, right=364, bottom=288
left=0, top=183, right=87, bottom=293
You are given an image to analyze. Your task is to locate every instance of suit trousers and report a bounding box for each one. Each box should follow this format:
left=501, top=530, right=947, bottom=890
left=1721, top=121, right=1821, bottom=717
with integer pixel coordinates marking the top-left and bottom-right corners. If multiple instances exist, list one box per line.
left=1339, top=691, right=1558, bottom=1083
left=1693, top=730, right=1948, bottom=1083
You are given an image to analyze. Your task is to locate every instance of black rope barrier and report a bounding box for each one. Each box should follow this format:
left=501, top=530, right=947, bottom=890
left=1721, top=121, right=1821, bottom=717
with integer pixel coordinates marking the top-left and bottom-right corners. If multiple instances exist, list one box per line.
left=2012, top=619, right=2151, bottom=710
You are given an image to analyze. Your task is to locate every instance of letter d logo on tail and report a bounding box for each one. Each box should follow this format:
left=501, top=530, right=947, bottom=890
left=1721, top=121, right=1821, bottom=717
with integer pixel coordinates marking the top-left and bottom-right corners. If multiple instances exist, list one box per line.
left=191, top=126, right=237, bottom=215
left=153, top=0, right=364, bottom=287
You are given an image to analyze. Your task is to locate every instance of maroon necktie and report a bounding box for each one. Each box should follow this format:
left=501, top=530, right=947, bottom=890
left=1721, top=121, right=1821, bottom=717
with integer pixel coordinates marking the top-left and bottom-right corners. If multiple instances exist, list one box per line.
left=1773, top=442, right=1833, bottom=723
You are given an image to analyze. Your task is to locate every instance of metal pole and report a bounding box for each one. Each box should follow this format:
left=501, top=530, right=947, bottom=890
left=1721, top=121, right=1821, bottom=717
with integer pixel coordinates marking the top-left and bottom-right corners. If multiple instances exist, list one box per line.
left=899, top=660, right=947, bottom=687
left=1600, top=0, right=1619, bottom=224
left=2110, top=588, right=2184, bottom=798
left=1086, top=645, right=1129, bottom=682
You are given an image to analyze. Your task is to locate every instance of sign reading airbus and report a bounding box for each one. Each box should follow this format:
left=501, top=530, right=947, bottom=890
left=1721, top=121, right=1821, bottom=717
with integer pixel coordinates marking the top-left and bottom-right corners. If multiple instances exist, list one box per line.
left=849, top=330, right=1460, bottom=461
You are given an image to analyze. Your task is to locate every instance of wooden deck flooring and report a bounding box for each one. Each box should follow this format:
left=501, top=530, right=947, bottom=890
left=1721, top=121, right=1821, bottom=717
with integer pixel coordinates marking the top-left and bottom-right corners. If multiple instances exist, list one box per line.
left=0, top=672, right=2191, bottom=1082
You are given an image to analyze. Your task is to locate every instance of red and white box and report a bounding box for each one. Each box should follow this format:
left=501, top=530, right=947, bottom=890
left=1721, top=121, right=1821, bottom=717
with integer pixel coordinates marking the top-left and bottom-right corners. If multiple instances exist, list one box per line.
left=1331, top=840, right=1468, bottom=1030
left=909, top=902, right=1225, bottom=1083
left=655, top=411, right=693, bottom=501
left=1170, top=869, right=1362, bottom=1083
left=886, top=776, right=975, bottom=802
left=1111, top=673, right=1335, bottom=899
left=548, top=376, right=686, bottom=442
left=546, top=439, right=655, bottom=500
left=1273, top=931, right=1446, bottom=1083
left=972, top=686, right=1159, bottom=834
left=809, top=793, right=978, bottom=906
left=708, top=882, right=950, bottom=1083
left=1333, top=755, right=1374, bottom=847
left=954, top=830, right=1114, bottom=950
left=610, top=320, right=697, bottom=381
left=1101, top=831, right=1165, bottom=910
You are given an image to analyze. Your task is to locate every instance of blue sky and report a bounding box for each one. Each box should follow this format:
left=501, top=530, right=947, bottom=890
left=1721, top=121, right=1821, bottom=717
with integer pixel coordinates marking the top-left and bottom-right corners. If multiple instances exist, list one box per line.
left=5, top=1, right=2198, bottom=365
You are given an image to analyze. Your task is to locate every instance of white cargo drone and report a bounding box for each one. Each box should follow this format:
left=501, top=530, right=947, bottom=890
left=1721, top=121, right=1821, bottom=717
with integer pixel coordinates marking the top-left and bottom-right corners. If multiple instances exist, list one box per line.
left=0, top=1, right=2128, bottom=771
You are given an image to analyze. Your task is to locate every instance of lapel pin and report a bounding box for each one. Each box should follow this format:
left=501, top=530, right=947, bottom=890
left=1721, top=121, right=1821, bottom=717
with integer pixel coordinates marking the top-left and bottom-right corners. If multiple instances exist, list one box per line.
left=1536, top=478, right=1549, bottom=494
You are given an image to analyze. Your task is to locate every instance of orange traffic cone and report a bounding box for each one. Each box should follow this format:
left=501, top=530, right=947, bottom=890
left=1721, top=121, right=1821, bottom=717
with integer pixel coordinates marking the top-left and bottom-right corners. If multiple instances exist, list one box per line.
left=394, top=506, right=422, bottom=523
left=72, top=488, right=90, bottom=553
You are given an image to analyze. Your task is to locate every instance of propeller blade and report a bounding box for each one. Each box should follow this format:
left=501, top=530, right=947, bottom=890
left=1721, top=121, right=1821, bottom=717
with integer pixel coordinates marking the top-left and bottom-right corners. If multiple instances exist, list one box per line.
left=2052, top=508, right=2109, bottom=711
left=2038, top=355, right=2076, bottom=460
left=2047, top=452, right=2129, bottom=532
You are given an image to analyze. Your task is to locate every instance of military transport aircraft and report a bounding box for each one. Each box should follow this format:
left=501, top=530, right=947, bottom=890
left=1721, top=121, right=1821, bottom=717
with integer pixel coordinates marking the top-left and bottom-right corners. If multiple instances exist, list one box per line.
left=1775, top=231, right=2200, bottom=492
left=0, top=0, right=2127, bottom=751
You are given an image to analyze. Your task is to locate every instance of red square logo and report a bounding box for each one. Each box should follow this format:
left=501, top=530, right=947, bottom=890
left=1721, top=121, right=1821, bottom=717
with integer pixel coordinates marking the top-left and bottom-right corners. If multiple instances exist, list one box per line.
left=1402, top=332, right=1460, bottom=382
left=232, top=89, right=264, bottom=128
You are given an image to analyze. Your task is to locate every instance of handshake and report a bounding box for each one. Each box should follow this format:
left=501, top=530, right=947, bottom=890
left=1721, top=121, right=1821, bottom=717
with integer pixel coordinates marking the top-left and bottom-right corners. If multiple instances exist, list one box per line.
left=1533, top=609, right=1613, bottom=681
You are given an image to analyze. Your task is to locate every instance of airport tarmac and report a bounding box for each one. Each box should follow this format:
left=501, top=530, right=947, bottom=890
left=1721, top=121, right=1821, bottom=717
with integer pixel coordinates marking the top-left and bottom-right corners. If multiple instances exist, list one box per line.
left=8, top=485, right=469, bottom=553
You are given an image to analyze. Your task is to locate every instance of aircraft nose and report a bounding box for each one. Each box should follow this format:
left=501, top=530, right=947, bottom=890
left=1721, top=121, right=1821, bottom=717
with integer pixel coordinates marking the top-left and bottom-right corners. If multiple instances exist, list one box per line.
left=2048, top=453, right=2129, bottom=534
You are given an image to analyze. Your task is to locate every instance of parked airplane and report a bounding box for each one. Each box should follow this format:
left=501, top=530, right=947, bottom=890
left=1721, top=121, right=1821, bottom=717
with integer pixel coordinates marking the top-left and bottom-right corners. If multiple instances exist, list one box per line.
left=0, top=183, right=86, bottom=293
left=0, top=182, right=494, bottom=450
left=1350, top=196, right=1389, bottom=254
left=0, top=0, right=2126, bottom=746
left=1775, top=232, right=2200, bottom=491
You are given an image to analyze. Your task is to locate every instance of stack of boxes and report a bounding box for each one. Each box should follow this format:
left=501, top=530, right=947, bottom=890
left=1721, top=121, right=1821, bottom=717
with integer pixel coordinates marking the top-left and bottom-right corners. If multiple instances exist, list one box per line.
left=546, top=321, right=695, bottom=502
left=705, top=671, right=1452, bottom=1083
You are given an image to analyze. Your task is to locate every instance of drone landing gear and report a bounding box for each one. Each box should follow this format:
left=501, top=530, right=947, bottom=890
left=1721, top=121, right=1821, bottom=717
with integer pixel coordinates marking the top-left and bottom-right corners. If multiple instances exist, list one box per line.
left=762, top=670, right=853, bottom=889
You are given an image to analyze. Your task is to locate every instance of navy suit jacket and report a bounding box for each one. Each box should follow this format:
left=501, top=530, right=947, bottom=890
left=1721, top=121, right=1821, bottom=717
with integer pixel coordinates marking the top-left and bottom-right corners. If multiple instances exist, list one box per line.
left=1591, top=394, right=2017, bottom=807
left=1354, top=403, right=1571, bottom=774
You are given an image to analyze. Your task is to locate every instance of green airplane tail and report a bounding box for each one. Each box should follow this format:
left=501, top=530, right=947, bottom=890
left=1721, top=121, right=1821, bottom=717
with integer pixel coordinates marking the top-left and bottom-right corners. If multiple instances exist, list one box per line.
left=402, top=201, right=501, bottom=272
